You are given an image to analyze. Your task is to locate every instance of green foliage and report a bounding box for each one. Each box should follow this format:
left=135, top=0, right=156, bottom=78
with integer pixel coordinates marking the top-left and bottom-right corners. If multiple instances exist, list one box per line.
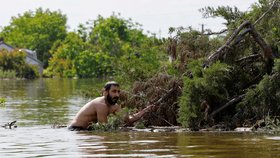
left=18, top=64, right=39, bottom=79
left=178, top=29, right=213, bottom=57
left=199, top=6, right=245, bottom=26
left=45, top=13, right=164, bottom=79
left=46, top=32, right=87, bottom=78
left=200, top=0, right=280, bottom=47
left=87, top=13, right=165, bottom=80
left=236, top=59, right=280, bottom=122
left=178, top=61, right=232, bottom=128
left=166, top=27, right=223, bottom=75
left=186, top=59, right=205, bottom=77
left=87, top=107, right=131, bottom=131
left=116, top=39, right=164, bottom=83
left=89, top=13, right=145, bottom=57
left=0, top=98, right=6, bottom=107
left=0, top=50, right=38, bottom=79
left=0, top=69, right=16, bottom=79
left=175, top=28, right=215, bottom=57
left=0, top=50, right=25, bottom=70
left=247, top=0, right=280, bottom=45
left=0, top=8, right=67, bottom=67
left=75, top=50, right=114, bottom=78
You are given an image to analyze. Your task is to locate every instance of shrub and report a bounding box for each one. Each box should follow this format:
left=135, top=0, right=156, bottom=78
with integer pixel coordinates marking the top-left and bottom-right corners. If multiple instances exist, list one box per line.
left=178, top=61, right=233, bottom=128
left=236, top=59, right=280, bottom=125
left=0, top=50, right=38, bottom=79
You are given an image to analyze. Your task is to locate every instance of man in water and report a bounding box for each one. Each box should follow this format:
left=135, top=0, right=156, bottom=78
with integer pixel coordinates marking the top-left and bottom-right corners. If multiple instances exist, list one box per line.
left=68, top=81, right=154, bottom=130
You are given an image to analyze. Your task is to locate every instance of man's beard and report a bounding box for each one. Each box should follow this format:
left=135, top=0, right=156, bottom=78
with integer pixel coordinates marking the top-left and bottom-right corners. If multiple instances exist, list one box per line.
left=107, top=94, right=119, bottom=105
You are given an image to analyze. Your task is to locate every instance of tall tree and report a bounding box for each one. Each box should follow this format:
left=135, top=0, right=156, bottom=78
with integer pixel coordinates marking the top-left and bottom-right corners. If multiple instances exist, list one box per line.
left=88, top=13, right=165, bottom=80
left=89, top=13, right=146, bottom=57
left=0, top=8, right=67, bottom=68
left=47, top=32, right=87, bottom=78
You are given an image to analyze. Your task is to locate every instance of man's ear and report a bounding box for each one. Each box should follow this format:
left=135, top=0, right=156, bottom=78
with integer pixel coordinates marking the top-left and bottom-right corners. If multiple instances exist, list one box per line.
left=102, top=89, right=108, bottom=96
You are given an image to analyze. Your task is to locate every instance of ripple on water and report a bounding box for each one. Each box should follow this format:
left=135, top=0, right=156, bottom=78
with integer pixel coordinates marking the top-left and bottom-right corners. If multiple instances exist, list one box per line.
left=265, top=136, right=280, bottom=140
left=1, top=125, right=280, bottom=157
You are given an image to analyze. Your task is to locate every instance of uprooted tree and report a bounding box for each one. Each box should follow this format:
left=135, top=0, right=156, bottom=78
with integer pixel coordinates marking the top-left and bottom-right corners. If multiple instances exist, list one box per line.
left=121, top=0, right=280, bottom=131
left=177, top=0, right=280, bottom=130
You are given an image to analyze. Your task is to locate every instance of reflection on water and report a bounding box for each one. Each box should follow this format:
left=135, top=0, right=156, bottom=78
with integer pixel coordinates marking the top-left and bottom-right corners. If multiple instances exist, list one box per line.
left=0, top=78, right=102, bottom=126
left=1, top=79, right=280, bottom=157
left=1, top=128, right=280, bottom=157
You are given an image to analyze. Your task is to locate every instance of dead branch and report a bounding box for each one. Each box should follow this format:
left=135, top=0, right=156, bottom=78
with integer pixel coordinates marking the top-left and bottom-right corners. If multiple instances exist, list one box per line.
left=235, top=54, right=262, bottom=63
left=231, top=28, right=251, bottom=46
left=152, top=88, right=175, bottom=105
left=202, top=29, right=228, bottom=36
left=208, top=94, right=245, bottom=118
left=206, top=20, right=273, bottom=66
left=254, top=0, right=278, bottom=26
left=249, top=24, right=273, bottom=59
left=205, top=0, right=279, bottom=65
left=151, top=112, right=175, bottom=126
left=206, top=21, right=251, bottom=65
left=1, top=120, right=17, bottom=129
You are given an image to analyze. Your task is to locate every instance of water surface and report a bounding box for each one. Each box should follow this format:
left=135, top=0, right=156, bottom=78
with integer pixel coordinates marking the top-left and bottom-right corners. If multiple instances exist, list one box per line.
left=0, top=79, right=279, bottom=157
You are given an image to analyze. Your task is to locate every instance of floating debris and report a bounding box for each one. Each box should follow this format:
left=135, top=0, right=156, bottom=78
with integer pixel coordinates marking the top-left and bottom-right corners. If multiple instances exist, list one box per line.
left=1, top=120, right=17, bottom=129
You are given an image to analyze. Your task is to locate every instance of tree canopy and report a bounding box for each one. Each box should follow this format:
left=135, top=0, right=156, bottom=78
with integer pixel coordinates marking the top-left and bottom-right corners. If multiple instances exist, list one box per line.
left=0, top=8, right=67, bottom=68
left=46, top=13, right=165, bottom=79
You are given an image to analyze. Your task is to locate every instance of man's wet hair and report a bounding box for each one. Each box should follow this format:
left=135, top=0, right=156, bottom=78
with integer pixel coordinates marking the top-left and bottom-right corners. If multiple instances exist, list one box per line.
left=104, top=81, right=119, bottom=91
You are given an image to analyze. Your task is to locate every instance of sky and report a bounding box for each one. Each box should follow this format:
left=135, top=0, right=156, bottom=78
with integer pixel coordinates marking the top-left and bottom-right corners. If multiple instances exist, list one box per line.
left=0, top=0, right=258, bottom=38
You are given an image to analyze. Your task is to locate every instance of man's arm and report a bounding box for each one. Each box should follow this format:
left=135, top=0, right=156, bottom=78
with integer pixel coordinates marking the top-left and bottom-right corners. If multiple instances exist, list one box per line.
left=125, top=105, right=155, bottom=125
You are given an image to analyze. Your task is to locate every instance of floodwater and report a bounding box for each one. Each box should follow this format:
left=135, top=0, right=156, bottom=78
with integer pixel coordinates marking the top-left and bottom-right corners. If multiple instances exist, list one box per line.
left=1, top=79, right=280, bottom=157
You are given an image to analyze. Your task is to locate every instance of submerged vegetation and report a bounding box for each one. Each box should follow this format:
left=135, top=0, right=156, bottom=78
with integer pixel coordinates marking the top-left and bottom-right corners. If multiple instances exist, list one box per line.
left=1, top=0, right=280, bottom=131
left=0, top=97, right=6, bottom=106
left=87, top=107, right=134, bottom=131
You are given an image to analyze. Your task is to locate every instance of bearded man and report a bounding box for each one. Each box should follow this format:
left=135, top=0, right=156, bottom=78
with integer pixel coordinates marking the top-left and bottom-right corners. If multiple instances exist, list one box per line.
left=68, top=81, right=154, bottom=130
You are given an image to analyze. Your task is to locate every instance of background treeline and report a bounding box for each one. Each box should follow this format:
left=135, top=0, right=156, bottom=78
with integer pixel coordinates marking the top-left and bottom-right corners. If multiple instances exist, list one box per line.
left=0, top=9, right=165, bottom=82
left=0, top=0, right=279, bottom=130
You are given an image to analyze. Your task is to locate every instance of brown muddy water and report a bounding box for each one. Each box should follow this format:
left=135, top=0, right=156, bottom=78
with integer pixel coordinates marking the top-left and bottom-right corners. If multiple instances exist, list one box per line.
left=1, top=79, right=280, bottom=157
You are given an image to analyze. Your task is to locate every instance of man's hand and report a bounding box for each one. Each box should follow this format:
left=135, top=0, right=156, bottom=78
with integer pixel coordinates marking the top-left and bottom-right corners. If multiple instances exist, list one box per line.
left=125, top=104, right=157, bottom=125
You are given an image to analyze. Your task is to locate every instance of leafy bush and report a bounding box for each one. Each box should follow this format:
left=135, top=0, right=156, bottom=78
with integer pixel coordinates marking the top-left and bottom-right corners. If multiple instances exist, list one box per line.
left=236, top=59, right=280, bottom=124
left=0, top=50, right=38, bottom=79
left=18, top=64, right=39, bottom=79
left=178, top=61, right=233, bottom=128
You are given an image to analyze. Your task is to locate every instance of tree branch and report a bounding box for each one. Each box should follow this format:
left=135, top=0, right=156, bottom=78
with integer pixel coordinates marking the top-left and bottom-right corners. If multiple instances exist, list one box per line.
left=254, top=0, right=278, bottom=26
left=206, top=21, right=251, bottom=65
left=202, top=29, right=228, bottom=36
left=235, top=54, right=262, bottom=63
left=209, top=94, right=245, bottom=118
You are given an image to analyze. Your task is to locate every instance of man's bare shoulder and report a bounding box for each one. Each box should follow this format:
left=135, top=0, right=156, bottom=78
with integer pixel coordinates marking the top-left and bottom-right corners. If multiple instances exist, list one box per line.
left=91, top=96, right=105, bottom=103
left=86, top=96, right=106, bottom=107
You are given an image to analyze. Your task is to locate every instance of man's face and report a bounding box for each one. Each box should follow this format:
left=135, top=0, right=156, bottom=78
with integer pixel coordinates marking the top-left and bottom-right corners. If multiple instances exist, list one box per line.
left=106, top=85, right=120, bottom=105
